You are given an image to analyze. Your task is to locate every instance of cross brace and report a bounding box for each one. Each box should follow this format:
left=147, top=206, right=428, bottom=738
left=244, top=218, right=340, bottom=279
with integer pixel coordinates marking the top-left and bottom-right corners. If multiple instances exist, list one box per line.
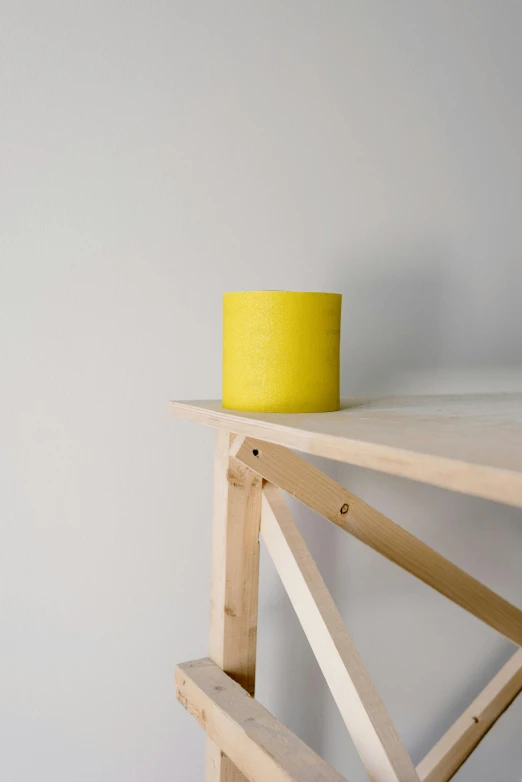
left=176, top=432, right=522, bottom=782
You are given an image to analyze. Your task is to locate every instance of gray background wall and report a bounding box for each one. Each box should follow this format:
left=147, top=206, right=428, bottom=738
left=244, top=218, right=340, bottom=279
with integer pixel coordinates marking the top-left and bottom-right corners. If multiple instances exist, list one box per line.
left=2, top=2, right=522, bottom=780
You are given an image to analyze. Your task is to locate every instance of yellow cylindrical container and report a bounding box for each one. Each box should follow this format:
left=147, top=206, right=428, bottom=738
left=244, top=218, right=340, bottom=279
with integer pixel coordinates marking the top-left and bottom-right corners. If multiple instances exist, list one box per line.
left=223, top=291, right=341, bottom=413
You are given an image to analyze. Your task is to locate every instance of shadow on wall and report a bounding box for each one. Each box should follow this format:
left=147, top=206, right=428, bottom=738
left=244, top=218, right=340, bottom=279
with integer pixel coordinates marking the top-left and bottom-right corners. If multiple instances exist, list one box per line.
left=338, top=255, right=448, bottom=397
left=337, top=249, right=522, bottom=397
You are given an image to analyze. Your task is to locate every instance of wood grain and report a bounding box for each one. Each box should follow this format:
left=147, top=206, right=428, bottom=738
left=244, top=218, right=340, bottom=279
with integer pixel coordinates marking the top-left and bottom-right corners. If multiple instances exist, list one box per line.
left=261, top=483, right=419, bottom=782
left=233, top=437, right=522, bottom=646
left=207, top=430, right=262, bottom=781
left=416, top=648, right=522, bottom=782
left=169, top=394, right=522, bottom=507
left=176, top=658, right=348, bottom=782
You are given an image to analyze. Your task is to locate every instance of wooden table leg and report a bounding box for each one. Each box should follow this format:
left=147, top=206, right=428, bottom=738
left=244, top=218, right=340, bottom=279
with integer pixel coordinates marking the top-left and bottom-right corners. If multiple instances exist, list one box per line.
left=206, top=430, right=262, bottom=781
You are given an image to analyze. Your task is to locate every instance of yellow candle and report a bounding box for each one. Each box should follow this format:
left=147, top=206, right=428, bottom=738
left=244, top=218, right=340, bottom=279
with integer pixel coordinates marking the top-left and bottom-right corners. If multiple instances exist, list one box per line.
left=223, top=291, right=341, bottom=413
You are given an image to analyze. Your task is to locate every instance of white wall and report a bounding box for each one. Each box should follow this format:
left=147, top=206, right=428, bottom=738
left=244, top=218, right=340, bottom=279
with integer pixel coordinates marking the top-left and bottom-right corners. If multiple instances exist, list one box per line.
left=2, top=2, right=522, bottom=780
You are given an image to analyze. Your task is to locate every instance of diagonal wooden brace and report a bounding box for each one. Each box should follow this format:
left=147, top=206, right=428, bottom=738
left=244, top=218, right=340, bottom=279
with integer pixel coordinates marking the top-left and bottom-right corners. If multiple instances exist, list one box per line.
left=261, top=482, right=420, bottom=782
left=416, top=647, right=522, bottom=782
left=231, top=436, right=522, bottom=646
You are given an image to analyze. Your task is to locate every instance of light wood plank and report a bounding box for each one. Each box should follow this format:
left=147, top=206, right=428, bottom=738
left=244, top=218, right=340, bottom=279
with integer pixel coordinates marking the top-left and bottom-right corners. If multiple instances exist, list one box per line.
left=176, top=658, right=348, bottom=782
left=207, top=430, right=262, bottom=781
left=233, top=437, right=522, bottom=646
left=261, top=483, right=419, bottom=782
left=416, top=648, right=522, bottom=782
left=168, top=395, right=522, bottom=508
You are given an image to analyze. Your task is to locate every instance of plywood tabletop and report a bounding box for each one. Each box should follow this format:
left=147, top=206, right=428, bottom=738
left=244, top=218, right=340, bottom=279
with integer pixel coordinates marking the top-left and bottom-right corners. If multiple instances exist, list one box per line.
left=168, top=394, right=522, bottom=508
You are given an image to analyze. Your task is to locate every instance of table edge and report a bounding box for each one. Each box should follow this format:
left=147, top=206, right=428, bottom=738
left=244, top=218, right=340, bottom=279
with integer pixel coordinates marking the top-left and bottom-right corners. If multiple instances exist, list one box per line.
left=168, top=401, right=522, bottom=509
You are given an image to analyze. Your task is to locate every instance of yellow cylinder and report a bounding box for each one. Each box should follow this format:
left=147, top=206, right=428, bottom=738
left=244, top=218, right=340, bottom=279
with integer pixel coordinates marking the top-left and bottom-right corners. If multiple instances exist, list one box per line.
left=223, top=291, right=341, bottom=413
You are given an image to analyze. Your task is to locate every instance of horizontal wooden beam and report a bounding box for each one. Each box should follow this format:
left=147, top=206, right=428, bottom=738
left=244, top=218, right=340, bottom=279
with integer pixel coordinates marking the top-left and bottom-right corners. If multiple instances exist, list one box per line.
left=261, top=483, right=419, bottom=782
left=231, top=437, right=522, bottom=646
left=416, top=648, right=522, bottom=782
left=176, top=658, right=348, bottom=782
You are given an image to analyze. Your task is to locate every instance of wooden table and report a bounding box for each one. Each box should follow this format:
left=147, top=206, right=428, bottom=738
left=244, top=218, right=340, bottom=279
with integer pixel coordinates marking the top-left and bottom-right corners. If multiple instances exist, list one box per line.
left=170, top=394, right=522, bottom=782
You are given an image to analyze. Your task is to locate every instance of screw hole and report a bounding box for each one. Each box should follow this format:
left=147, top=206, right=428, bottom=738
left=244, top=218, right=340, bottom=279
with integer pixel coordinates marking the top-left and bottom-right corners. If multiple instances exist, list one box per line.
left=253, top=449, right=259, bottom=457
left=340, top=503, right=349, bottom=515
